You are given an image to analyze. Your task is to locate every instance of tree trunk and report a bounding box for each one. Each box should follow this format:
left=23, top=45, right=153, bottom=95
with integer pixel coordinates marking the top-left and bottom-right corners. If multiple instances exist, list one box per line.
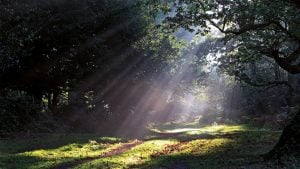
left=48, top=88, right=60, bottom=114
left=52, top=89, right=59, bottom=107
left=47, top=92, right=52, bottom=109
left=265, top=110, right=300, bottom=160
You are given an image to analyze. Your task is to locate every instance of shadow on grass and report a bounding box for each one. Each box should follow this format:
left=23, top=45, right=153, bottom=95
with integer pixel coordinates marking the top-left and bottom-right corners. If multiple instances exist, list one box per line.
left=0, top=134, right=127, bottom=169
left=52, top=130, right=278, bottom=169
left=0, top=134, right=123, bottom=154
left=131, top=131, right=282, bottom=169
left=0, top=124, right=283, bottom=169
left=0, top=154, right=53, bottom=169
left=133, top=152, right=266, bottom=169
left=50, top=140, right=143, bottom=169
left=145, top=124, right=281, bottom=142
left=0, top=154, right=123, bottom=169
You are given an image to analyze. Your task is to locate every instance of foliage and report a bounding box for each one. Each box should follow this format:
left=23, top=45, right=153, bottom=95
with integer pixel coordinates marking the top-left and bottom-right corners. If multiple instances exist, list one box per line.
left=0, top=0, right=149, bottom=109
left=0, top=94, right=41, bottom=133
left=148, top=0, right=300, bottom=74
left=0, top=0, right=191, bottom=133
left=145, top=0, right=300, bottom=160
left=0, top=0, right=161, bottom=132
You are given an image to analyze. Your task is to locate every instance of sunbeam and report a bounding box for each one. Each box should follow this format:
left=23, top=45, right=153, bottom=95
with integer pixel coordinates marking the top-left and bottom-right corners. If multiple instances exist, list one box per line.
left=2, top=1, right=300, bottom=168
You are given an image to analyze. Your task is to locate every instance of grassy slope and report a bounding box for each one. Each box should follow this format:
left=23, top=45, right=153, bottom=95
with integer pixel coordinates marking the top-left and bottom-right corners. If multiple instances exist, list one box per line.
left=1, top=123, right=298, bottom=169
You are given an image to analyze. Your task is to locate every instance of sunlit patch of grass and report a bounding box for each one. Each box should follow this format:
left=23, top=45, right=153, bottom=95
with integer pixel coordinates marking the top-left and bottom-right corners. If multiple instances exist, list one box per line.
left=137, top=138, right=232, bottom=169
left=18, top=141, right=132, bottom=169
left=76, top=140, right=179, bottom=169
left=149, top=122, right=249, bottom=136
left=24, top=141, right=110, bottom=159
left=0, top=134, right=125, bottom=169
left=185, top=125, right=247, bottom=135
left=178, top=138, right=232, bottom=155
left=0, top=124, right=287, bottom=169
left=138, top=127, right=283, bottom=169
left=147, top=119, right=200, bottom=132
left=0, top=134, right=121, bottom=154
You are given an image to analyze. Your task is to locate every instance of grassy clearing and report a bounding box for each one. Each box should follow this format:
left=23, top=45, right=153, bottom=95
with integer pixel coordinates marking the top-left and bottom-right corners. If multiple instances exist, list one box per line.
left=76, top=140, right=179, bottom=169
left=1, top=123, right=297, bottom=169
left=0, top=134, right=125, bottom=169
left=151, top=123, right=247, bottom=134
left=138, top=131, right=282, bottom=169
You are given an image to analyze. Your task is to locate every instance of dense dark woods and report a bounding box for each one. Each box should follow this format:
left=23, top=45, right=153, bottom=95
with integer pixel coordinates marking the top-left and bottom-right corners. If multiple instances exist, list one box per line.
left=0, top=0, right=161, bottom=132
left=0, top=0, right=300, bottom=168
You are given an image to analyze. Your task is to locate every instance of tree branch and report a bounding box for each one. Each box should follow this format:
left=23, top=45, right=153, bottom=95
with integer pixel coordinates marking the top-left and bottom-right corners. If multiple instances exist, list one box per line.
left=239, top=73, right=294, bottom=95
left=285, top=0, right=300, bottom=9
left=272, top=50, right=300, bottom=74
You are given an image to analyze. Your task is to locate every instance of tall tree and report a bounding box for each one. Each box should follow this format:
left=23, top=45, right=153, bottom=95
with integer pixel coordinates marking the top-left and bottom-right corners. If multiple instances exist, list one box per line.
left=149, top=0, right=300, bottom=160
left=0, top=0, right=147, bottom=112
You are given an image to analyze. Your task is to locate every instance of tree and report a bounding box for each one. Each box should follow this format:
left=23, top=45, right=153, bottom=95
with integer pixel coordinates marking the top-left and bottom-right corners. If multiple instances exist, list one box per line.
left=0, top=0, right=147, bottom=113
left=149, top=0, right=300, bottom=160
left=0, top=0, right=183, bottom=132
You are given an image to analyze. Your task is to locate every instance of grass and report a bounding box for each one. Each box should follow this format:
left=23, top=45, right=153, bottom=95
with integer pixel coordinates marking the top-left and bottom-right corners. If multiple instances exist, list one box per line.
left=151, top=123, right=247, bottom=134
left=1, top=123, right=298, bottom=169
left=0, top=134, right=126, bottom=169
left=138, top=131, right=282, bottom=169
left=137, top=122, right=286, bottom=169
left=76, top=140, right=179, bottom=169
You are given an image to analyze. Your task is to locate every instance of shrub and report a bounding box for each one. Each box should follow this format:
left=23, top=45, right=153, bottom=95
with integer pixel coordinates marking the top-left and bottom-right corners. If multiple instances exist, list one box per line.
left=0, top=95, right=41, bottom=134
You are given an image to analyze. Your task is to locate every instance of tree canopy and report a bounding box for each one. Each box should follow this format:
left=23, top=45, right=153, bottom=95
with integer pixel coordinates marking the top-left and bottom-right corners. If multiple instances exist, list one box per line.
left=149, top=0, right=300, bottom=160
left=150, top=0, right=300, bottom=74
left=0, top=0, right=148, bottom=109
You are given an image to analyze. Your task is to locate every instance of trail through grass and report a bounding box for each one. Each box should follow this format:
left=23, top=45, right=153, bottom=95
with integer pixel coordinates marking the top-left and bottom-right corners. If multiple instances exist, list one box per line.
left=1, top=123, right=298, bottom=169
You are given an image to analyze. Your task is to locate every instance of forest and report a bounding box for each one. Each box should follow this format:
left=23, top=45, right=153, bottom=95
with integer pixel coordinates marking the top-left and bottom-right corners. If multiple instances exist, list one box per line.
left=0, top=0, right=300, bottom=168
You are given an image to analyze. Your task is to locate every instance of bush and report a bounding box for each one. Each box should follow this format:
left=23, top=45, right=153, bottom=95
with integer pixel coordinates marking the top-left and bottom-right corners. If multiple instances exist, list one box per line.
left=0, top=95, right=41, bottom=134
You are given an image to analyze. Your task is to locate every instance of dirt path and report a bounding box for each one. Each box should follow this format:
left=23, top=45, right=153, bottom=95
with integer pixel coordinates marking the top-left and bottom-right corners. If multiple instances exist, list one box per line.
left=52, top=139, right=143, bottom=169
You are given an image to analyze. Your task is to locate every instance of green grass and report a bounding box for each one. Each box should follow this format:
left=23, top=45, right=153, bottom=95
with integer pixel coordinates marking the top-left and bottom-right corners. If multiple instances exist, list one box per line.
left=151, top=123, right=247, bottom=134
left=140, top=123, right=292, bottom=168
left=0, top=134, right=125, bottom=169
left=138, top=131, right=282, bottom=169
left=76, top=140, right=179, bottom=169
left=1, top=123, right=297, bottom=169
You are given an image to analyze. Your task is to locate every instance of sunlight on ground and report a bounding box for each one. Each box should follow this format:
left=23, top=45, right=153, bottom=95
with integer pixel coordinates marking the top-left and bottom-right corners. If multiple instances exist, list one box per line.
left=76, top=140, right=178, bottom=169
left=0, top=135, right=124, bottom=169
left=186, top=125, right=247, bottom=135
left=0, top=125, right=285, bottom=169
left=149, top=122, right=247, bottom=135
left=24, top=141, right=113, bottom=159
left=139, top=138, right=233, bottom=169
left=20, top=140, right=127, bottom=169
left=179, top=138, right=232, bottom=155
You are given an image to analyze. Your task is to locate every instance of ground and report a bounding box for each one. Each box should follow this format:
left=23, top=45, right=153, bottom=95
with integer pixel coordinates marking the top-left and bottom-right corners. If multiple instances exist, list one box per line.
left=0, top=121, right=299, bottom=169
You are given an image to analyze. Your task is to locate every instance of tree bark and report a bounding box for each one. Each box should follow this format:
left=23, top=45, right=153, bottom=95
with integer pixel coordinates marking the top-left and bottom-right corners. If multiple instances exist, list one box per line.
left=273, top=53, right=300, bottom=74
left=51, top=89, right=59, bottom=113
left=265, top=110, right=300, bottom=160
left=47, top=92, right=52, bottom=109
left=48, top=88, right=60, bottom=114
